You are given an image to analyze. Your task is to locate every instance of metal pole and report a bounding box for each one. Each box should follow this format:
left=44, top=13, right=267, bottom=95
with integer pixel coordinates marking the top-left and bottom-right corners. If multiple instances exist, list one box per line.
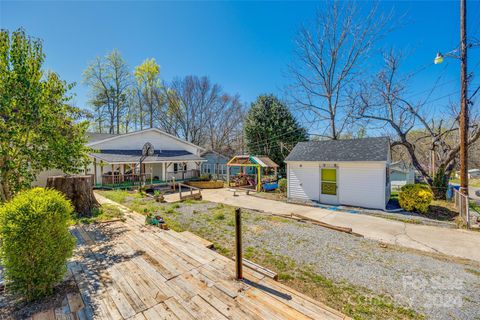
left=235, top=208, right=243, bottom=280
left=460, top=0, right=469, bottom=196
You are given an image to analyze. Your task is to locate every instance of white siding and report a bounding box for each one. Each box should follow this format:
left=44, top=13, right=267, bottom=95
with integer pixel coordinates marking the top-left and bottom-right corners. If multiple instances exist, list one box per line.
left=88, top=129, right=202, bottom=155
left=32, top=169, right=65, bottom=187
left=338, top=162, right=386, bottom=210
left=287, top=162, right=320, bottom=201
left=287, top=161, right=388, bottom=210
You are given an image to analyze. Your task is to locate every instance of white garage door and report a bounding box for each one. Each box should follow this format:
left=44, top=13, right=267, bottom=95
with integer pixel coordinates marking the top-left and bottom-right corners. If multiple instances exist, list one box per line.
left=338, top=165, right=385, bottom=209
left=288, top=164, right=319, bottom=201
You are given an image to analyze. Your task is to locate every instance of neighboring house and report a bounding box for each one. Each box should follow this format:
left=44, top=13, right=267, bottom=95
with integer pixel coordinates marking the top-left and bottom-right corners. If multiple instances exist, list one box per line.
left=390, top=161, right=415, bottom=188
left=34, top=128, right=206, bottom=187
left=200, top=150, right=229, bottom=178
left=285, top=137, right=391, bottom=210
left=469, top=169, right=480, bottom=179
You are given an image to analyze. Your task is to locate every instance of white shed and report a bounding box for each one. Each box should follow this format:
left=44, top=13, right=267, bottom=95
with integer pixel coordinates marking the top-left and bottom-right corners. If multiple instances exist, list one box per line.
left=285, top=137, right=391, bottom=210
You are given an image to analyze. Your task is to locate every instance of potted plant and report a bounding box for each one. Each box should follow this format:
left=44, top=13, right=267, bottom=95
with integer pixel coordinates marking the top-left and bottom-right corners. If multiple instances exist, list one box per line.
left=153, top=190, right=164, bottom=202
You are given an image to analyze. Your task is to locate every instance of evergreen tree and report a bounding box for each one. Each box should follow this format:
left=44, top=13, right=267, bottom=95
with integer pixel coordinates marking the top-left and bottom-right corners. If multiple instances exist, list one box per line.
left=244, top=95, right=308, bottom=170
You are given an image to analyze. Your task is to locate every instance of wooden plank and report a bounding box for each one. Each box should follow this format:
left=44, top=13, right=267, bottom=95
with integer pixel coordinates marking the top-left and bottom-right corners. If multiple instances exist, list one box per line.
left=259, top=277, right=347, bottom=320
left=116, top=261, right=159, bottom=308
left=243, top=287, right=313, bottom=320
left=143, top=303, right=179, bottom=320
left=163, top=297, right=196, bottom=320
left=76, top=226, right=95, bottom=246
left=31, top=309, right=55, bottom=320
left=122, top=232, right=188, bottom=279
left=180, top=231, right=214, bottom=249
left=230, top=257, right=277, bottom=280
left=130, top=313, right=147, bottom=320
left=66, top=293, right=84, bottom=313
left=106, top=264, right=146, bottom=317
left=182, top=295, right=229, bottom=320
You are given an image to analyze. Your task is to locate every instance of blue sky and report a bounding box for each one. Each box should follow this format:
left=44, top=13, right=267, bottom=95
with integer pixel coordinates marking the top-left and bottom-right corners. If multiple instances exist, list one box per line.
left=1, top=1, right=480, bottom=119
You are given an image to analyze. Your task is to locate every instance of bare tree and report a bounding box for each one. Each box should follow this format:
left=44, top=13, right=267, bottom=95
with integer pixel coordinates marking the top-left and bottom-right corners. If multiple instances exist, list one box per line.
left=356, top=51, right=480, bottom=198
left=288, top=0, right=392, bottom=139
left=204, top=94, right=245, bottom=154
left=167, top=76, right=220, bottom=145
left=83, top=49, right=130, bottom=134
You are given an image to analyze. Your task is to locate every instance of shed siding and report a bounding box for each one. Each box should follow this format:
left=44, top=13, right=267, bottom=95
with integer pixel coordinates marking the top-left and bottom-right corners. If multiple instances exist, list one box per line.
left=338, top=162, right=386, bottom=210
left=287, top=161, right=387, bottom=210
left=287, top=162, right=320, bottom=201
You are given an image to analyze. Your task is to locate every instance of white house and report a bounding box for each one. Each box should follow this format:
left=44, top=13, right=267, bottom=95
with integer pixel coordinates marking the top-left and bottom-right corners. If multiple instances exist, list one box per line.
left=285, top=137, right=391, bottom=210
left=390, top=161, right=415, bottom=189
left=34, top=128, right=206, bottom=187
left=469, top=169, right=480, bottom=179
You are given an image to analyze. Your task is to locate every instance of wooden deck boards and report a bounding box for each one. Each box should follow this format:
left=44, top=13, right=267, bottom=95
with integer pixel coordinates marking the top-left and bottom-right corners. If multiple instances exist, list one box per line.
left=31, top=199, right=349, bottom=320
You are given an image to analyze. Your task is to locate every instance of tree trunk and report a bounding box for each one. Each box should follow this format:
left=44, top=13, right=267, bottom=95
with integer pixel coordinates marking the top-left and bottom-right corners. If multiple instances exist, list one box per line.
left=46, top=175, right=99, bottom=218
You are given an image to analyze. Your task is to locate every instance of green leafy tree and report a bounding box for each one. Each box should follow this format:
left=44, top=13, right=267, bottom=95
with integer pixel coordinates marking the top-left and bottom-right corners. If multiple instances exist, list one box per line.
left=133, top=58, right=163, bottom=129
left=0, top=29, right=89, bottom=201
left=244, top=95, right=308, bottom=169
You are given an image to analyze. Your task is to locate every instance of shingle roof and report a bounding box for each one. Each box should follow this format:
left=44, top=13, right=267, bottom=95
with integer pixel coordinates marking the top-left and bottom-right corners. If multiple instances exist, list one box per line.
left=90, top=149, right=205, bottom=163
left=86, top=132, right=118, bottom=143
left=285, top=137, right=390, bottom=162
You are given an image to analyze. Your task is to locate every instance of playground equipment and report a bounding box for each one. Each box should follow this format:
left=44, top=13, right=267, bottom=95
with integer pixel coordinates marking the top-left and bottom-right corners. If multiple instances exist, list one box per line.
left=226, top=155, right=279, bottom=192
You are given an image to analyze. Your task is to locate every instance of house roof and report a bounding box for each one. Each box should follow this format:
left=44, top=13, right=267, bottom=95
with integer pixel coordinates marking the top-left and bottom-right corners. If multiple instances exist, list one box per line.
left=86, top=132, right=118, bottom=143
left=90, top=149, right=205, bottom=164
left=390, top=161, right=414, bottom=173
left=201, top=150, right=229, bottom=159
left=285, top=137, right=390, bottom=162
left=86, top=128, right=205, bottom=151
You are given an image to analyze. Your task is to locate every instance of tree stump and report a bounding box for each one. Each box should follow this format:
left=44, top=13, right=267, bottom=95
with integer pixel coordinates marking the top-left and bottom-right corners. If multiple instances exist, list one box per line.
left=46, top=175, right=99, bottom=218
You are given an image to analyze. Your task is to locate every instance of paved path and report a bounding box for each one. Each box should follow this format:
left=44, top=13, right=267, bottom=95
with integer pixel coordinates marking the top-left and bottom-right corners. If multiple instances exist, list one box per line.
left=166, top=188, right=480, bottom=263
left=469, top=186, right=480, bottom=202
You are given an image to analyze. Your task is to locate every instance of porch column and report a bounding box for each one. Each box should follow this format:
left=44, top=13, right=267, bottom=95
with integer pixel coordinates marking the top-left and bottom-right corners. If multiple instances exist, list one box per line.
left=121, top=164, right=125, bottom=182
left=93, top=158, right=97, bottom=185
left=227, top=166, right=230, bottom=186
left=100, top=161, right=104, bottom=186
left=163, top=163, right=167, bottom=181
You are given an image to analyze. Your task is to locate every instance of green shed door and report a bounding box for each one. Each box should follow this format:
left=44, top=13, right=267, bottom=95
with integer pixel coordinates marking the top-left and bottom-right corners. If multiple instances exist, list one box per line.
left=321, top=168, right=337, bottom=195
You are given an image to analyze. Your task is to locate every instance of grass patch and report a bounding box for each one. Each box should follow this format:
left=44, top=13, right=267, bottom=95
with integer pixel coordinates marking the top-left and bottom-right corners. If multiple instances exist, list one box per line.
left=465, top=268, right=480, bottom=277
left=450, top=178, right=480, bottom=187
left=96, top=189, right=141, bottom=204
left=390, top=191, right=399, bottom=201
left=75, top=204, right=124, bottom=224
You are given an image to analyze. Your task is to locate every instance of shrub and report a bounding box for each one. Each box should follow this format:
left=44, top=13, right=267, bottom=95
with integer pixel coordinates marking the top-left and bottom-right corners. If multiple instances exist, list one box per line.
left=199, top=173, right=211, bottom=181
left=0, top=188, right=76, bottom=301
left=278, top=178, right=287, bottom=193
left=398, top=184, right=433, bottom=214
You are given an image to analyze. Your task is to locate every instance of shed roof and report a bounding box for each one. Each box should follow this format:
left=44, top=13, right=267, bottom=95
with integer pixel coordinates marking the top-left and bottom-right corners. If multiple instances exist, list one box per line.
left=285, top=137, right=390, bottom=162
left=227, top=155, right=279, bottom=168
left=90, top=149, right=205, bottom=164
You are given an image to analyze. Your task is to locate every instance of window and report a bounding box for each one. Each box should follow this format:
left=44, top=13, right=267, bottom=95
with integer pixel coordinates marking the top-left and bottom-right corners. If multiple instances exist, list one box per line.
left=321, top=168, right=337, bottom=195
left=174, top=163, right=187, bottom=173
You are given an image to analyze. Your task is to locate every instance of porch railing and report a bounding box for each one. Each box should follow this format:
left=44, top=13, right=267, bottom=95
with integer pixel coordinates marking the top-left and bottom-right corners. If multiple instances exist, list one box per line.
left=453, top=188, right=471, bottom=228
left=101, top=173, right=153, bottom=187
left=166, top=170, right=199, bottom=181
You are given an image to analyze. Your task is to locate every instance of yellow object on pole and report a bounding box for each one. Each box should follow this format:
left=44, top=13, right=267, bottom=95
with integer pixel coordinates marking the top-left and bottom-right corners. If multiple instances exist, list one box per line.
left=257, top=166, right=261, bottom=192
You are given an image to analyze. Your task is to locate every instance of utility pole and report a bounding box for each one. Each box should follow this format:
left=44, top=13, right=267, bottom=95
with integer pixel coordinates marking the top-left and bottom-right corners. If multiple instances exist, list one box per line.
left=459, top=0, right=469, bottom=195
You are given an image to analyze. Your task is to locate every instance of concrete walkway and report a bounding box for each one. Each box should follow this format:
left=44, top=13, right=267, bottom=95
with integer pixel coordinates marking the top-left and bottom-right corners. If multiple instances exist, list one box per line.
left=166, top=188, right=480, bottom=263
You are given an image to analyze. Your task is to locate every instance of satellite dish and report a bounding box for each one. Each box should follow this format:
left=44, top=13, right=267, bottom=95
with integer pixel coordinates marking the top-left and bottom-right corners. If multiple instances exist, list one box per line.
left=142, top=142, right=155, bottom=156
